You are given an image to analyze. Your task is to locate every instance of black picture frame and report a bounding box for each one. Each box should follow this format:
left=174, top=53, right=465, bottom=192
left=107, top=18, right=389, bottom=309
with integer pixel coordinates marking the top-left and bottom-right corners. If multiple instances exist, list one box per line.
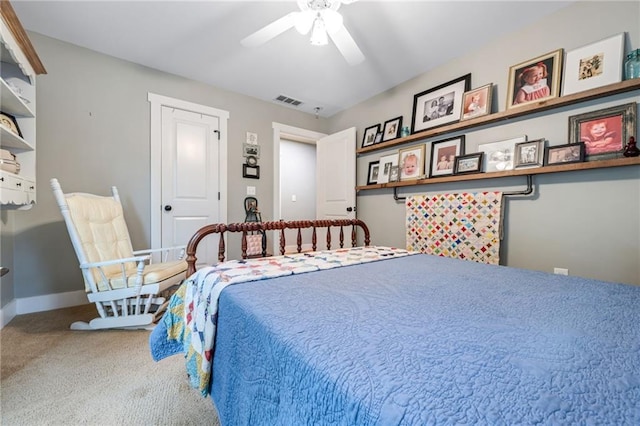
left=367, top=161, right=380, bottom=185
left=362, top=124, right=380, bottom=148
left=454, top=152, right=484, bottom=175
left=382, top=116, right=403, bottom=142
left=243, top=164, right=260, bottom=179
left=544, top=142, right=586, bottom=165
left=410, top=74, right=471, bottom=134
left=429, top=136, right=465, bottom=177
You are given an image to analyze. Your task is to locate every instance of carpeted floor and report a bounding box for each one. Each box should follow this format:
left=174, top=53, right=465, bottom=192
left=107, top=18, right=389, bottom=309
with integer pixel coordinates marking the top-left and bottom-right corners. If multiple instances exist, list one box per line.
left=0, top=305, right=220, bottom=425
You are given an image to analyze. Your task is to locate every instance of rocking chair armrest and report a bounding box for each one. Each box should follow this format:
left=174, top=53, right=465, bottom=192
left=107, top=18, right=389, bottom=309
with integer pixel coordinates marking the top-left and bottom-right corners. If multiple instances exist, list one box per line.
left=80, top=255, right=151, bottom=270
left=133, top=245, right=186, bottom=261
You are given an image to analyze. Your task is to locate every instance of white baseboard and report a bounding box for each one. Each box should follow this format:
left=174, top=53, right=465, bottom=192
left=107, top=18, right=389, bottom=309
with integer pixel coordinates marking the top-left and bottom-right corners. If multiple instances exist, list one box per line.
left=0, top=299, right=17, bottom=329
left=0, top=290, right=88, bottom=330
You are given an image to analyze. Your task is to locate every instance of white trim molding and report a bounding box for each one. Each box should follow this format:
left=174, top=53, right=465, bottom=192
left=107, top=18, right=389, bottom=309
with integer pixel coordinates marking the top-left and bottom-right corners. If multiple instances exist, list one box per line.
left=1, top=290, right=88, bottom=329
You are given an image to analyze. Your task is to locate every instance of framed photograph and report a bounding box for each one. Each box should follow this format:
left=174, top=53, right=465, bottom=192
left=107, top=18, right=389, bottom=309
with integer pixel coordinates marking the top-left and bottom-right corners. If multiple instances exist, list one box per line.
left=506, top=49, right=563, bottom=109
left=545, top=142, right=586, bottom=165
left=367, top=161, right=380, bottom=185
left=377, top=153, right=399, bottom=184
left=477, top=136, right=527, bottom=173
left=430, top=136, right=465, bottom=177
left=411, top=74, right=471, bottom=134
left=0, top=112, right=22, bottom=137
left=389, top=165, right=399, bottom=182
left=454, top=153, right=484, bottom=175
left=362, top=124, right=380, bottom=148
left=242, top=143, right=260, bottom=158
left=460, top=84, right=493, bottom=121
left=514, top=139, right=545, bottom=169
left=243, top=164, right=260, bottom=179
left=569, top=102, right=636, bottom=160
left=375, top=132, right=383, bottom=144
left=398, top=145, right=425, bottom=180
left=562, top=33, right=624, bottom=96
left=382, top=116, right=403, bottom=142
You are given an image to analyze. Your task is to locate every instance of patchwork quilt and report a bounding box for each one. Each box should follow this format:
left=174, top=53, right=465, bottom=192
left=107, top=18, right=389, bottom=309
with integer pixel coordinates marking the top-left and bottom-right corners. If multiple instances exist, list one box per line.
left=406, top=192, right=503, bottom=264
left=153, top=246, right=414, bottom=396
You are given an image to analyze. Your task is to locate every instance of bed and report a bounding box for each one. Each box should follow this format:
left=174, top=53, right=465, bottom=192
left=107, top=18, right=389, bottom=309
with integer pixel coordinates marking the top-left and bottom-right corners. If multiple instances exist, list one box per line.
left=150, top=219, right=640, bottom=425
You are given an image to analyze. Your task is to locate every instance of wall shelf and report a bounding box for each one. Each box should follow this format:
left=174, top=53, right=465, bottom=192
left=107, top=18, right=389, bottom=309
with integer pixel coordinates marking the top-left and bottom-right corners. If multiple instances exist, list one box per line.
left=357, top=79, right=640, bottom=155
left=356, top=157, right=640, bottom=191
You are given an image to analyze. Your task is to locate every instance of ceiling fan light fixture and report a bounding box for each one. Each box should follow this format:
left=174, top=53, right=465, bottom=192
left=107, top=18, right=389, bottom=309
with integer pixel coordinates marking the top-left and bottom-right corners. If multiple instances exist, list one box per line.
left=310, top=16, right=328, bottom=46
left=294, top=10, right=315, bottom=35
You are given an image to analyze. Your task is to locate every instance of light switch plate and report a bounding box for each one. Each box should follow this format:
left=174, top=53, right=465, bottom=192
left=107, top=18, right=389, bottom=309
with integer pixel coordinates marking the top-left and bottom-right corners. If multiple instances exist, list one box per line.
left=247, top=186, right=256, bottom=195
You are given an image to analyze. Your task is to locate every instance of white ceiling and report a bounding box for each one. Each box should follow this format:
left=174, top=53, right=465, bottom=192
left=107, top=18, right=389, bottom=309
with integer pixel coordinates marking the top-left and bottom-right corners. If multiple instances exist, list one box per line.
left=11, top=0, right=573, bottom=117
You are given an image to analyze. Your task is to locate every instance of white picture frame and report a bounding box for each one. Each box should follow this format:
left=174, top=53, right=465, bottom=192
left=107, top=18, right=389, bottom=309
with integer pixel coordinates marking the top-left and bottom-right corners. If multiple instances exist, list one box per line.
left=477, top=136, right=527, bottom=173
left=377, top=153, right=399, bottom=184
left=243, top=143, right=260, bottom=158
left=561, top=33, right=624, bottom=96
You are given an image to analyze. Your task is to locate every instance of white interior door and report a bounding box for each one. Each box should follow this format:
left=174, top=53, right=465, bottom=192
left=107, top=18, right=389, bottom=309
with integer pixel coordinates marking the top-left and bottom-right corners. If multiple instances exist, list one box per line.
left=161, top=106, right=220, bottom=266
left=316, top=127, right=357, bottom=219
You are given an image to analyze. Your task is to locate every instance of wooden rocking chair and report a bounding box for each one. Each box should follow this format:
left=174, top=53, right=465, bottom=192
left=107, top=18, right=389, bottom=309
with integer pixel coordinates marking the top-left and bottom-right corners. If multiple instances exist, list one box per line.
left=51, top=178, right=188, bottom=330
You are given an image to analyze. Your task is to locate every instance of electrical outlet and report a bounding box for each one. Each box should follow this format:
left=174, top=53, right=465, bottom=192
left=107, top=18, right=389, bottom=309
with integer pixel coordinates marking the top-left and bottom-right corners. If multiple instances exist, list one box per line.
left=553, top=267, right=569, bottom=276
left=246, top=186, right=256, bottom=196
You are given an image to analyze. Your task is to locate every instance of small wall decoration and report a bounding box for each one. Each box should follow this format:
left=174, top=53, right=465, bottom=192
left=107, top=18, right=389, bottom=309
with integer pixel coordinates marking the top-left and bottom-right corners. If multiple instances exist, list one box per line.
left=0, top=112, right=22, bottom=137
left=362, top=124, right=380, bottom=148
left=545, top=142, right=586, bottom=165
left=568, top=102, right=636, bottom=160
left=382, top=116, right=403, bottom=142
left=562, top=33, right=624, bottom=96
left=477, top=135, right=527, bottom=173
left=398, top=145, right=425, bottom=180
left=243, top=164, right=260, bottom=179
left=430, top=136, right=465, bottom=177
left=377, top=152, right=399, bottom=184
left=411, top=74, right=471, bottom=134
left=460, top=84, right=493, bottom=121
left=367, top=161, right=380, bottom=185
left=243, top=143, right=260, bottom=158
left=514, top=139, right=545, bottom=169
left=506, top=49, right=563, bottom=109
left=389, top=165, right=399, bottom=182
left=454, top=153, right=484, bottom=175
left=246, top=131, right=258, bottom=144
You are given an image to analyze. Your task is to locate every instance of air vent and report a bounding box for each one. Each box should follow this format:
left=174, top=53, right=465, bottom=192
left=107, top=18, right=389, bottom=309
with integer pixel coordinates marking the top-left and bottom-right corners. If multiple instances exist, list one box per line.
left=274, top=95, right=303, bottom=107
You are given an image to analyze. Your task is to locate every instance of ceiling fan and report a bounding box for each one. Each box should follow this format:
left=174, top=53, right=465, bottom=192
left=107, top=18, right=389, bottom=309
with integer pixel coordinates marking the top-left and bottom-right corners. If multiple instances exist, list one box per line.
left=241, top=0, right=365, bottom=66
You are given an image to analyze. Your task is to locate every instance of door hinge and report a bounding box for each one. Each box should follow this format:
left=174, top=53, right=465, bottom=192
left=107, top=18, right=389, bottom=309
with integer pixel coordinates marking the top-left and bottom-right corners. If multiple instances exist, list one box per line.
left=218, top=192, right=221, bottom=200
left=213, top=130, right=220, bottom=140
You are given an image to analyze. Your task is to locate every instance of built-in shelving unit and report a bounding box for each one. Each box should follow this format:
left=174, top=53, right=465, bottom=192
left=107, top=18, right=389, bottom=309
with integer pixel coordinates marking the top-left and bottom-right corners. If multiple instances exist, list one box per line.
left=357, top=79, right=640, bottom=192
left=0, top=0, right=46, bottom=207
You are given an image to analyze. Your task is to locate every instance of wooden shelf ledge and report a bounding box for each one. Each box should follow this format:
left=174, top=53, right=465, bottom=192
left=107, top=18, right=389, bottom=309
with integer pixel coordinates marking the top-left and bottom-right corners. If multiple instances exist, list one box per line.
left=357, top=79, right=640, bottom=155
left=356, top=156, right=640, bottom=191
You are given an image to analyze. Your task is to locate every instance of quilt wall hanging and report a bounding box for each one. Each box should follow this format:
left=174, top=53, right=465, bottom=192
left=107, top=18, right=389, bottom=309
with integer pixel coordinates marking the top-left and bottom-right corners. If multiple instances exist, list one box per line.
left=406, top=192, right=504, bottom=265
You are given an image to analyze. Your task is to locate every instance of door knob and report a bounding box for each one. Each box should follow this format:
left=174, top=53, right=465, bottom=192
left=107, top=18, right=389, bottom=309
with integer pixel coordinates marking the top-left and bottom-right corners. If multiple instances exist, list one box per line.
left=346, top=207, right=353, bottom=212
left=164, top=205, right=172, bottom=211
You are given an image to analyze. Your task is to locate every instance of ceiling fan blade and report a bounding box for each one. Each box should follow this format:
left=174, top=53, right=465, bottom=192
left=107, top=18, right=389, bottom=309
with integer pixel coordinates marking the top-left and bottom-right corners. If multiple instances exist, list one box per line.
left=241, top=12, right=298, bottom=48
left=329, top=25, right=365, bottom=66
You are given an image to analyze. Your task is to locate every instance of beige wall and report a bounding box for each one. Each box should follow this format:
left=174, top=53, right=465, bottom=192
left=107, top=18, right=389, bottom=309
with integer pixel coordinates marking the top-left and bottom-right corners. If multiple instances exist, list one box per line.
left=3, top=32, right=328, bottom=304
left=330, top=1, right=640, bottom=285
left=1, top=1, right=639, bottom=311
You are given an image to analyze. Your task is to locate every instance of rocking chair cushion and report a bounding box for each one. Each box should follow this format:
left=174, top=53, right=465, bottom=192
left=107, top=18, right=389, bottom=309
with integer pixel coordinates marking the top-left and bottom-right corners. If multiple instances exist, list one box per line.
left=98, top=259, right=188, bottom=292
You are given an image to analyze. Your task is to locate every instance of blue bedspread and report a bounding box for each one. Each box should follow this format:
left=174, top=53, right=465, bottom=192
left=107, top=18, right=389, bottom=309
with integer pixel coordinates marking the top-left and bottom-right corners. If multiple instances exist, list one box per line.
left=152, top=254, right=640, bottom=425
